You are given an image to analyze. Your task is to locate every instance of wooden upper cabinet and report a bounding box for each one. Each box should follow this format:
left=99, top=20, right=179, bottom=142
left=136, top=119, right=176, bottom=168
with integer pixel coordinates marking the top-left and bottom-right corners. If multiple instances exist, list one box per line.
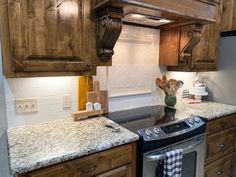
left=191, top=0, right=222, bottom=71
left=221, top=0, right=236, bottom=32
left=159, top=1, right=222, bottom=72
left=9, top=0, right=93, bottom=72
left=0, top=0, right=96, bottom=77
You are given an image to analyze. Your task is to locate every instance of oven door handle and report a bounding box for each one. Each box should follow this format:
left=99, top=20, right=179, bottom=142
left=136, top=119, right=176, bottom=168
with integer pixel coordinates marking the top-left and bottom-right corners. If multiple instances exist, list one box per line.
left=145, top=139, right=204, bottom=161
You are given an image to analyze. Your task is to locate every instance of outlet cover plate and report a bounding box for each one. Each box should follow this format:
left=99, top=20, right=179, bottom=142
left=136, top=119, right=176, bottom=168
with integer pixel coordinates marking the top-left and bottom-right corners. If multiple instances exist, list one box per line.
left=15, top=98, right=38, bottom=114
left=62, top=94, right=71, bottom=109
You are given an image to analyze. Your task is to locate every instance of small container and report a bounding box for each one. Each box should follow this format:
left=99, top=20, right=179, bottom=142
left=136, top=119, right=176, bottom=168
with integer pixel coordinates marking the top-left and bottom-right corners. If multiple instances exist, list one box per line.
left=86, top=102, right=93, bottom=111
left=94, top=102, right=102, bottom=110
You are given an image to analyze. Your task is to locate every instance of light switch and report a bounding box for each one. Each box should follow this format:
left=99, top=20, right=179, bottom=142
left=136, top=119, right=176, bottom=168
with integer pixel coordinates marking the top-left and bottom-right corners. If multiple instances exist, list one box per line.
left=62, top=94, right=71, bottom=109
left=15, top=98, right=38, bottom=114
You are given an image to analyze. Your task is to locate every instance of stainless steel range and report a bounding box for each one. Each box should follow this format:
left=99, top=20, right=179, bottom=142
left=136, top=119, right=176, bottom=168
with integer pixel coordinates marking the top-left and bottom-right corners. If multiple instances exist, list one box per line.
left=106, top=105, right=206, bottom=177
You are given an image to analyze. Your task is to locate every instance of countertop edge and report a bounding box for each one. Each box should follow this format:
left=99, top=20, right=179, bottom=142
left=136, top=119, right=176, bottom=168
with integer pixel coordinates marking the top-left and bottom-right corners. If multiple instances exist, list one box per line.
left=12, top=138, right=139, bottom=176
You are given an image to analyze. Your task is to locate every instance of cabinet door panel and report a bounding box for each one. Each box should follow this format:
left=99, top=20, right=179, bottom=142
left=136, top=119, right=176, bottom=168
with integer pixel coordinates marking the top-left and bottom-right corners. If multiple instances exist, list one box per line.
left=27, top=165, right=71, bottom=177
left=8, top=0, right=92, bottom=72
left=221, top=0, right=236, bottom=32
left=205, top=153, right=233, bottom=177
left=191, top=0, right=222, bottom=70
left=96, top=165, right=132, bottom=177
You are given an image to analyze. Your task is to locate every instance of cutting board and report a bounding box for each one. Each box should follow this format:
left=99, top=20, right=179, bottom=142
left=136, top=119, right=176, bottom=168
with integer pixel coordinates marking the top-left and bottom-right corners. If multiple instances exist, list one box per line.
left=78, top=76, right=93, bottom=111
left=87, top=81, right=109, bottom=113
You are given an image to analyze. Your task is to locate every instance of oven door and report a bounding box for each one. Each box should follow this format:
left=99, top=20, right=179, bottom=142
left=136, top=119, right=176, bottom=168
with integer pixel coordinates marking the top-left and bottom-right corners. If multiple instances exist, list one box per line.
left=143, top=135, right=205, bottom=177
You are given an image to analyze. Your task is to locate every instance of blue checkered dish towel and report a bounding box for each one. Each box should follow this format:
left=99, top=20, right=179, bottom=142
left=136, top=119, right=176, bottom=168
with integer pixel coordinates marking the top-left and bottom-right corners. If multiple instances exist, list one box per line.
left=164, top=149, right=183, bottom=177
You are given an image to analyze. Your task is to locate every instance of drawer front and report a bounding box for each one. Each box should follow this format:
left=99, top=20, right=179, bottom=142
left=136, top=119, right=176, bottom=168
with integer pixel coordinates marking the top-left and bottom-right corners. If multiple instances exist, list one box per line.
left=205, top=153, right=233, bottom=177
left=206, top=114, right=236, bottom=135
left=96, top=164, right=132, bottom=177
left=207, top=129, right=234, bottom=159
left=26, top=143, right=134, bottom=177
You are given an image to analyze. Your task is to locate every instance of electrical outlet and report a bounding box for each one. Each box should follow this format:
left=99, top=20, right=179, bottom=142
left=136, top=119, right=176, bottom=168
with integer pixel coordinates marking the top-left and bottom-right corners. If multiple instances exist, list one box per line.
left=62, top=94, right=71, bottom=109
left=15, top=98, right=38, bottom=114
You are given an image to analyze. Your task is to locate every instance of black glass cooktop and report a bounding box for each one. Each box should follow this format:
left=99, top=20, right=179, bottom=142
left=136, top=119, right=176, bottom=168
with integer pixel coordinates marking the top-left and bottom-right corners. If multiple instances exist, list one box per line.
left=104, top=105, right=192, bottom=133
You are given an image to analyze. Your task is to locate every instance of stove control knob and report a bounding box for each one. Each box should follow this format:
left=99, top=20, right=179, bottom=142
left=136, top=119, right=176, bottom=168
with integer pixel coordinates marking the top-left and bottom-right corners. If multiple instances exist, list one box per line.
left=145, top=129, right=152, bottom=137
left=188, top=118, right=195, bottom=125
left=194, top=117, right=201, bottom=123
left=153, top=127, right=160, bottom=134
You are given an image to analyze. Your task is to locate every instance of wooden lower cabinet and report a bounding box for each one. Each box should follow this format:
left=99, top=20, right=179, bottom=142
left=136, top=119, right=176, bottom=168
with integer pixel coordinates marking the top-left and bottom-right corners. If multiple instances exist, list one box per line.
left=19, top=142, right=137, bottom=177
left=96, top=165, right=132, bottom=177
left=205, top=153, right=234, bottom=177
left=205, top=114, right=236, bottom=177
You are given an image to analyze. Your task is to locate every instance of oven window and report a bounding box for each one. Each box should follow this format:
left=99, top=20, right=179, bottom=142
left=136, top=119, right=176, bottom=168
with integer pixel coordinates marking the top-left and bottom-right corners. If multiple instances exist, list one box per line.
left=143, top=151, right=197, bottom=177
left=182, top=151, right=197, bottom=177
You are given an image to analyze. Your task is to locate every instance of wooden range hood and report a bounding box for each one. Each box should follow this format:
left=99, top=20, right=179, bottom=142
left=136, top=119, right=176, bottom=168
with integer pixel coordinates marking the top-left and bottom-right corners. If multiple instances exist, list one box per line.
left=94, top=0, right=218, bottom=61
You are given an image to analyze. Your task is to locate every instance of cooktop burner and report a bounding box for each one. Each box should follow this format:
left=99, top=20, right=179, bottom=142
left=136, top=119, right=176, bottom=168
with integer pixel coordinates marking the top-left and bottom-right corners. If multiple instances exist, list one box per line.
left=105, top=105, right=193, bottom=133
left=106, top=105, right=205, bottom=153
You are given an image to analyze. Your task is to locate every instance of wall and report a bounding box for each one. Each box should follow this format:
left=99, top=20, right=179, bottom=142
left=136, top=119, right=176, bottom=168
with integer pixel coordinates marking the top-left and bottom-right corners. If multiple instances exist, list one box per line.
left=5, top=25, right=167, bottom=128
left=4, top=25, right=200, bottom=128
left=200, top=36, right=236, bottom=106
left=5, top=77, right=79, bottom=127
left=0, top=44, right=11, bottom=176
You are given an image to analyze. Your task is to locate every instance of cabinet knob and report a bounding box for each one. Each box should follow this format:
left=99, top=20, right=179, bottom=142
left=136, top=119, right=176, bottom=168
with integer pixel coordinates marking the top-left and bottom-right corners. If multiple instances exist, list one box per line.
left=217, top=170, right=223, bottom=175
left=219, top=144, right=225, bottom=149
left=82, top=165, right=97, bottom=173
left=220, top=122, right=226, bottom=129
left=86, top=64, right=92, bottom=69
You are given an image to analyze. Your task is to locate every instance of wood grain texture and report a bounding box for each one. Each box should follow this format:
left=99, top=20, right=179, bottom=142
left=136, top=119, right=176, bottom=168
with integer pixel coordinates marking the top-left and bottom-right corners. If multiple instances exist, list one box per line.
left=160, top=24, right=203, bottom=67
left=166, top=1, right=222, bottom=72
left=0, top=0, right=101, bottom=77
left=205, top=114, right=236, bottom=176
left=206, top=128, right=235, bottom=164
left=78, top=76, right=93, bottom=111
left=96, top=7, right=123, bottom=60
left=100, top=90, right=108, bottom=113
left=191, top=0, right=223, bottom=70
left=95, top=0, right=217, bottom=23
left=96, top=165, right=132, bottom=177
left=205, top=153, right=233, bottom=177
left=72, top=109, right=103, bottom=121
left=19, top=143, right=136, bottom=177
left=8, top=0, right=93, bottom=72
left=206, top=114, right=236, bottom=135
left=221, top=0, right=236, bottom=32
left=159, top=28, right=180, bottom=66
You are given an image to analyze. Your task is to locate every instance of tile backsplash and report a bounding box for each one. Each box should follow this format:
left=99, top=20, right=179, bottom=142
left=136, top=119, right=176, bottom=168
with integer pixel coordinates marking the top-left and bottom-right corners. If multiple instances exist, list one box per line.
left=4, top=25, right=197, bottom=128
left=5, top=77, right=78, bottom=128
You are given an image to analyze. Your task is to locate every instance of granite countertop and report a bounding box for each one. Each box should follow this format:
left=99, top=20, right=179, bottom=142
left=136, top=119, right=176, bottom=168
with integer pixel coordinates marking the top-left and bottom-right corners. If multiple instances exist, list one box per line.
left=8, top=116, right=139, bottom=176
left=176, top=101, right=236, bottom=120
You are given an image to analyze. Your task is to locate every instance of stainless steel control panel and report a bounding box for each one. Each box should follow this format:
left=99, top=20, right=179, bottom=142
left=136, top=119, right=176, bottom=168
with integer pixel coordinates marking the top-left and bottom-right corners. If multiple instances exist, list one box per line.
left=138, top=115, right=204, bottom=141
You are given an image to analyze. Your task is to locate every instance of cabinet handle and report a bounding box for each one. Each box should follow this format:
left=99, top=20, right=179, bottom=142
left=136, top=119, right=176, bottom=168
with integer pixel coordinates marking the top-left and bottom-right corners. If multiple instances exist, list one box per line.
left=82, top=165, right=97, bottom=173
left=220, top=122, right=226, bottom=129
left=217, top=170, right=223, bottom=175
left=219, top=144, right=225, bottom=149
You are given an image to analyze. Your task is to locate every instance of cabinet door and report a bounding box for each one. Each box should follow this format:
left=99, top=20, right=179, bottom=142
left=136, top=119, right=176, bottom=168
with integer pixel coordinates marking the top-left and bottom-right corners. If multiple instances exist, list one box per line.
left=205, top=153, right=233, bottom=177
left=221, top=0, right=236, bottom=32
left=27, top=165, right=72, bottom=177
left=96, top=165, right=132, bottom=177
left=8, top=0, right=92, bottom=72
left=191, top=0, right=222, bottom=70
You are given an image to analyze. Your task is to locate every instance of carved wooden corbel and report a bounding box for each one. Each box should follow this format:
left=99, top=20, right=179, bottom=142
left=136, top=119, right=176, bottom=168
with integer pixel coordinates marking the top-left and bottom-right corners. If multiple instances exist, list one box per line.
left=96, top=8, right=123, bottom=60
left=179, top=24, right=203, bottom=62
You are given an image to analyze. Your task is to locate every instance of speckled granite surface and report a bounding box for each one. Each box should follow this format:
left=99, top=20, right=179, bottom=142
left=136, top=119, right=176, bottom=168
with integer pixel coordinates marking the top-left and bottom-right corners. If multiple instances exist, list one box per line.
left=176, top=101, right=236, bottom=120
left=8, top=116, right=139, bottom=176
